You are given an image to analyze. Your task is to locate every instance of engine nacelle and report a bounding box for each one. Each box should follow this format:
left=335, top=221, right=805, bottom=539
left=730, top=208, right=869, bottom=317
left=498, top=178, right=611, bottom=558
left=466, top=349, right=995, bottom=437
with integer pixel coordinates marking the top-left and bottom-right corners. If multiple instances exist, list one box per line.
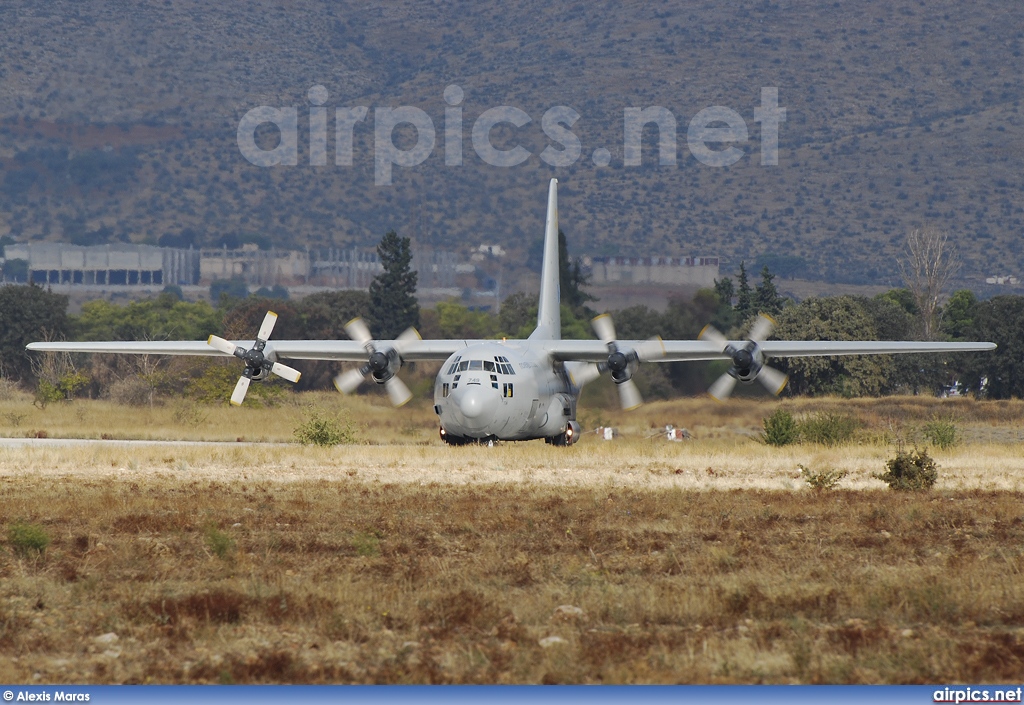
left=369, top=347, right=402, bottom=384
left=607, top=349, right=639, bottom=384
left=728, top=342, right=765, bottom=384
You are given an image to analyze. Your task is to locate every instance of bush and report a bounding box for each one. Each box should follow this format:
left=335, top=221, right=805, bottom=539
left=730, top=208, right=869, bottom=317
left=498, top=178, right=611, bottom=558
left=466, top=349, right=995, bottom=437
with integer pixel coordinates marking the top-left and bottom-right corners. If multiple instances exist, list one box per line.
left=203, top=524, right=234, bottom=560
left=762, top=409, right=798, bottom=446
left=107, top=377, right=154, bottom=407
left=8, top=521, right=50, bottom=557
left=922, top=418, right=958, bottom=449
left=294, top=407, right=357, bottom=446
left=874, top=448, right=938, bottom=491
left=799, top=412, right=858, bottom=446
left=799, top=464, right=847, bottom=490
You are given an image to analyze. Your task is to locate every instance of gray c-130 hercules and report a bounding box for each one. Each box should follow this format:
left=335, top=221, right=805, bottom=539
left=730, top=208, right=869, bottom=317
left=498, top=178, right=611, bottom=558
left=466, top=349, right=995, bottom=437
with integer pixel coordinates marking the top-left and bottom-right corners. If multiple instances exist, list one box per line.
left=28, top=179, right=996, bottom=446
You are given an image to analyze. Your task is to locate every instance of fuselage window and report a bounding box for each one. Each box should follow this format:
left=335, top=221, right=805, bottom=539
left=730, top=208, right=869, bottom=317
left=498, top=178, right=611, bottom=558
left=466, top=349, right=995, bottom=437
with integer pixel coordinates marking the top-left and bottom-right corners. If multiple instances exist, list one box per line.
left=442, top=383, right=450, bottom=397
left=490, top=373, right=498, bottom=390
left=502, top=383, right=514, bottom=398
left=469, top=360, right=483, bottom=371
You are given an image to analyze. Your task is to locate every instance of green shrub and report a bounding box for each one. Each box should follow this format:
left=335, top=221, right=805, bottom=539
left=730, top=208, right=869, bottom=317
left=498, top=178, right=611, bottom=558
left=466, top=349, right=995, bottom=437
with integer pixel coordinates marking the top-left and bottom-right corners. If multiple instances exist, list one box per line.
left=922, top=418, right=958, bottom=449
left=799, top=464, right=848, bottom=490
left=8, top=521, right=50, bottom=557
left=203, top=524, right=234, bottom=560
left=351, top=531, right=380, bottom=557
left=762, top=409, right=798, bottom=446
left=294, top=407, right=357, bottom=446
left=798, top=412, right=858, bottom=447
left=874, top=448, right=938, bottom=491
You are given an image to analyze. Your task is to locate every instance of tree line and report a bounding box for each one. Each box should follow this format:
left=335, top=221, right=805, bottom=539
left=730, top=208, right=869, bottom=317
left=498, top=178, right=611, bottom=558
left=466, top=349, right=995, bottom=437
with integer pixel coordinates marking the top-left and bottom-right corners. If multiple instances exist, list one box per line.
left=0, top=230, right=1020, bottom=402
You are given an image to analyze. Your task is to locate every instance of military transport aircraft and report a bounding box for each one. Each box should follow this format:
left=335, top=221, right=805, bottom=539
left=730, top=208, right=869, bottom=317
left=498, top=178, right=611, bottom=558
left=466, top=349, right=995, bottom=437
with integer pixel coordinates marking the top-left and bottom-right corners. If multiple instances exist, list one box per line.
left=28, top=179, right=996, bottom=446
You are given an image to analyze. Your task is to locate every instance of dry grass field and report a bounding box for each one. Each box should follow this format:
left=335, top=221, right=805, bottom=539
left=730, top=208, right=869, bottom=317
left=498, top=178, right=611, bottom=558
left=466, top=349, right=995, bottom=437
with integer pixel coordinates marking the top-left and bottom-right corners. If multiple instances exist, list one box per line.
left=1, top=393, right=1023, bottom=684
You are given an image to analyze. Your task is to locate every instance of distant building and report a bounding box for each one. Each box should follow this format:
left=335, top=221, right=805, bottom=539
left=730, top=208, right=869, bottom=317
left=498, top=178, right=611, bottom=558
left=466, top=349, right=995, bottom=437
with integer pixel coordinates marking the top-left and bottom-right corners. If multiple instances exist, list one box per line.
left=584, top=256, right=719, bottom=288
left=5, top=242, right=199, bottom=286
left=200, top=245, right=309, bottom=286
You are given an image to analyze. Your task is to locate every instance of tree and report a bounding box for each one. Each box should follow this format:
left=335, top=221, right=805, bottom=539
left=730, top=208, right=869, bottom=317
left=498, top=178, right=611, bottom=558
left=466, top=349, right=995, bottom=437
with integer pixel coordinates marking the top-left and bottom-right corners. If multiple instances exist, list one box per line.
left=755, top=265, right=785, bottom=317
left=0, top=284, right=70, bottom=382
left=498, top=292, right=538, bottom=338
left=74, top=296, right=221, bottom=342
left=301, top=290, right=371, bottom=340
left=939, top=290, right=977, bottom=341
left=959, top=295, right=1024, bottom=399
left=898, top=229, right=960, bottom=339
left=713, top=276, right=734, bottom=308
left=774, top=296, right=896, bottom=396
left=735, top=262, right=754, bottom=322
left=558, top=229, right=595, bottom=314
left=368, top=230, right=418, bottom=340
left=210, top=277, right=249, bottom=306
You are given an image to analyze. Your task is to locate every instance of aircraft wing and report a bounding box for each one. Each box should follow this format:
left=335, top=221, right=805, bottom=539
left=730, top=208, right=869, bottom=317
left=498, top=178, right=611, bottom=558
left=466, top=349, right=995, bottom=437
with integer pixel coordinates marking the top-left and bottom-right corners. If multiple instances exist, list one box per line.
left=26, top=338, right=475, bottom=362
left=545, top=339, right=996, bottom=363
left=27, top=338, right=996, bottom=363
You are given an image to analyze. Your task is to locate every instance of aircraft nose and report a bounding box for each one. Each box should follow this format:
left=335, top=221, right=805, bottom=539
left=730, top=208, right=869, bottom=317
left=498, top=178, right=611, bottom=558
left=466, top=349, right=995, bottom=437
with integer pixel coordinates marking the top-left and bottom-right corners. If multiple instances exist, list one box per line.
left=459, top=386, right=490, bottom=418
left=453, top=384, right=500, bottom=431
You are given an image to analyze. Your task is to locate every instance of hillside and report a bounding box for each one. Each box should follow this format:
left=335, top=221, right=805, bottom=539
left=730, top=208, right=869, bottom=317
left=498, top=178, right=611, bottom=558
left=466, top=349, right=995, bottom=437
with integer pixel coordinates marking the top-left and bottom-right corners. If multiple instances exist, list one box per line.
left=1, top=0, right=1022, bottom=293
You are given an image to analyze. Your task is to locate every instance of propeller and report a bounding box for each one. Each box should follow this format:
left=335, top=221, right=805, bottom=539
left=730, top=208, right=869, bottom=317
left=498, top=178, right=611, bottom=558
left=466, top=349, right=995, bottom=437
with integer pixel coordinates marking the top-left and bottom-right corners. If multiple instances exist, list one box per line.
left=333, top=318, right=420, bottom=407
left=570, top=314, right=664, bottom=411
left=206, top=311, right=302, bottom=406
left=699, top=313, right=788, bottom=402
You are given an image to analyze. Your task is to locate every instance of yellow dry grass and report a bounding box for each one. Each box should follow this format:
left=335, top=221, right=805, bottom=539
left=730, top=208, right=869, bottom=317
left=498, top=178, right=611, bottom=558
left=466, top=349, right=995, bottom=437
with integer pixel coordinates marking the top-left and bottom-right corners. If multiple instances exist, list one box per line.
left=0, top=394, right=1022, bottom=684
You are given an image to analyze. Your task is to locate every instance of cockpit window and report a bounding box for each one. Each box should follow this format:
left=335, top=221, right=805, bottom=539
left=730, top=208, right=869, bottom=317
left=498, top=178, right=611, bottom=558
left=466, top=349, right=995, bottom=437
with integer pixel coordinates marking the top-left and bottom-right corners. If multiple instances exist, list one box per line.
left=446, top=356, right=462, bottom=375
left=484, top=361, right=495, bottom=372
left=458, top=360, right=469, bottom=372
left=468, top=360, right=483, bottom=370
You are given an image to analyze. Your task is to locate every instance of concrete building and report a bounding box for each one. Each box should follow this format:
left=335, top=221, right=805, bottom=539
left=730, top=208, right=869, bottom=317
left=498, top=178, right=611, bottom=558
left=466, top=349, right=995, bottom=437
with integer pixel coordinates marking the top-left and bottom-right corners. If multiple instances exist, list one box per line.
left=5, top=242, right=200, bottom=286
left=584, top=256, right=719, bottom=288
left=200, top=245, right=309, bottom=286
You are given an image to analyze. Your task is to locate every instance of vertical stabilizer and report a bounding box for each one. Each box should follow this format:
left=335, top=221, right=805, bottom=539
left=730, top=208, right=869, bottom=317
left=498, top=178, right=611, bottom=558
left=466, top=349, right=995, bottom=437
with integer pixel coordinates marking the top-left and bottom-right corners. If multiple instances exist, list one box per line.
left=529, top=178, right=561, bottom=340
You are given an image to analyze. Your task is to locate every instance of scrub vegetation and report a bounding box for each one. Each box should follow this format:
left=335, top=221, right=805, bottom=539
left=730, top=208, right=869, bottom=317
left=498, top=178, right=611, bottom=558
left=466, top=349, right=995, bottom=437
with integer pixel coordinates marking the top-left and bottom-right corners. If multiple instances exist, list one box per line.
left=0, top=395, right=1021, bottom=683
left=2, top=474, right=1024, bottom=684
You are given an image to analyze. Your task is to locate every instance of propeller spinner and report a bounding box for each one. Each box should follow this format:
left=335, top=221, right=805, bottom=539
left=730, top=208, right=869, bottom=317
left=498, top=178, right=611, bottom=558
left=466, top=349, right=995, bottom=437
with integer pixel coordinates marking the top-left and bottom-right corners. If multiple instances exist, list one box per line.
left=570, top=314, right=664, bottom=410
left=333, top=318, right=420, bottom=407
left=699, top=314, right=788, bottom=402
left=207, top=311, right=302, bottom=406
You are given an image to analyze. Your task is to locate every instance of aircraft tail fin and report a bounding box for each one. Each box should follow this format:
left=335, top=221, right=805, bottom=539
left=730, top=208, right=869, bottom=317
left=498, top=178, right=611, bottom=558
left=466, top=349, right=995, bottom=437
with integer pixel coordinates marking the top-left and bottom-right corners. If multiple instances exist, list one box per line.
left=529, top=178, right=561, bottom=341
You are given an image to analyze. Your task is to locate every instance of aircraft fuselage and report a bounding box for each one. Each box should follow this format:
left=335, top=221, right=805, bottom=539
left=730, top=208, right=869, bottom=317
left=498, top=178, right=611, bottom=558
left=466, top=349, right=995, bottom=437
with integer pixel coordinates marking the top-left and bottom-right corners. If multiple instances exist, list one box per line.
left=433, top=342, right=581, bottom=444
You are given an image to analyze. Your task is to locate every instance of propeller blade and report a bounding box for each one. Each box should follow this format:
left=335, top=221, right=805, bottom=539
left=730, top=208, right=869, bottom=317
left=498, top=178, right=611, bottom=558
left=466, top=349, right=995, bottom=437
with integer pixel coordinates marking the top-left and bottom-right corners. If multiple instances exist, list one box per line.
left=257, top=311, right=278, bottom=342
left=345, top=317, right=373, bottom=346
left=385, top=376, right=413, bottom=407
left=271, top=362, right=302, bottom=384
left=230, top=375, right=251, bottom=406
left=334, top=368, right=366, bottom=395
left=748, top=313, right=776, bottom=343
left=698, top=324, right=728, bottom=346
left=757, top=365, right=789, bottom=396
left=207, top=335, right=239, bottom=356
left=395, top=327, right=422, bottom=350
left=592, top=314, right=616, bottom=345
left=569, top=363, right=603, bottom=388
left=617, top=379, right=643, bottom=411
left=708, top=373, right=738, bottom=402
left=635, top=336, right=666, bottom=361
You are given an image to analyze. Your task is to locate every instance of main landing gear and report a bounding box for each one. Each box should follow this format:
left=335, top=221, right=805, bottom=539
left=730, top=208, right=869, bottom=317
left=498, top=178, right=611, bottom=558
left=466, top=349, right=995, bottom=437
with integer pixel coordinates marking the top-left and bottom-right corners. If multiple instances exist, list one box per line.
left=545, top=420, right=581, bottom=447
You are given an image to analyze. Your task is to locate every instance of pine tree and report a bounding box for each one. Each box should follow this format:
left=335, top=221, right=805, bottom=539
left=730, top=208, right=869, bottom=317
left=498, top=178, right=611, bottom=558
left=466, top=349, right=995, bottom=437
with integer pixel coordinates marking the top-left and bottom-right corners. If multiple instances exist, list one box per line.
left=557, top=229, right=595, bottom=314
left=755, top=264, right=784, bottom=317
left=368, top=230, right=419, bottom=340
left=735, top=262, right=754, bottom=321
left=713, top=276, right=735, bottom=307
